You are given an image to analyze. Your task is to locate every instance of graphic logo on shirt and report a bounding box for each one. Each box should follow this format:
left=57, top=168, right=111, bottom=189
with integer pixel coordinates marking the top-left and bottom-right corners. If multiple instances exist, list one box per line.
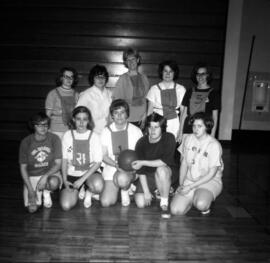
left=31, top=146, right=50, bottom=168
left=67, top=146, right=73, bottom=153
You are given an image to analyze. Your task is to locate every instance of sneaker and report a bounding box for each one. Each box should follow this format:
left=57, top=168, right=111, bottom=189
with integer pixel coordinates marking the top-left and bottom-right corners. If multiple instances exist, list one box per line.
left=160, top=205, right=168, bottom=212
left=92, top=194, right=100, bottom=201
left=83, top=190, right=92, bottom=208
left=78, top=185, right=86, bottom=200
left=154, top=189, right=161, bottom=199
left=128, top=184, right=136, bottom=196
left=121, top=189, right=130, bottom=207
left=43, top=190, right=52, bottom=208
left=201, top=209, right=211, bottom=215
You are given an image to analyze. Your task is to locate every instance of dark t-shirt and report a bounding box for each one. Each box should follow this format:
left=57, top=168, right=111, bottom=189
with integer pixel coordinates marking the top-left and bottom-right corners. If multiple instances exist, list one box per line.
left=182, top=86, right=221, bottom=133
left=19, top=132, right=62, bottom=176
left=135, top=132, right=176, bottom=174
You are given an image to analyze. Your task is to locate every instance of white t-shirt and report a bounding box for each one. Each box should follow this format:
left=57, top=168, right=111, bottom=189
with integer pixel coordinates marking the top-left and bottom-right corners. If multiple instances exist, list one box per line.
left=100, top=122, right=143, bottom=180
left=179, top=134, right=223, bottom=182
left=62, top=130, right=103, bottom=177
left=76, top=85, right=112, bottom=134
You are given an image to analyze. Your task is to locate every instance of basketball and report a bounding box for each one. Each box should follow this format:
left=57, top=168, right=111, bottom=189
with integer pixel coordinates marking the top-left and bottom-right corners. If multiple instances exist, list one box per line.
left=118, top=149, right=138, bottom=171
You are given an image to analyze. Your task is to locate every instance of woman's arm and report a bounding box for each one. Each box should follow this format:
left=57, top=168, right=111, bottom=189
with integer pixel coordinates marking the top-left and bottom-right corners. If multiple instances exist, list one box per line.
left=132, top=159, right=166, bottom=170
left=177, top=106, right=187, bottom=142
left=211, top=109, right=219, bottom=137
left=138, top=174, right=152, bottom=205
left=20, top=164, right=36, bottom=204
left=62, top=158, right=72, bottom=188
left=72, top=162, right=101, bottom=189
left=147, top=100, right=154, bottom=116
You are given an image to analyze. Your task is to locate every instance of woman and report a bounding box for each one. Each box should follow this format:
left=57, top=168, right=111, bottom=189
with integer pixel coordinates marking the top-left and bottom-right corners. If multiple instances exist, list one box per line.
left=180, top=63, right=221, bottom=140
left=146, top=60, right=186, bottom=139
left=61, top=106, right=104, bottom=210
left=76, top=65, right=112, bottom=135
left=19, top=112, right=62, bottom=213
left=45, top=67, right=79, bottom=139
left=100, top=99, right=143, bottom=207
left=170, top=112, right=223, bottom=216
left=131, top=113, right=178, bottom=212
left=113, top=48, right=150, bottom=128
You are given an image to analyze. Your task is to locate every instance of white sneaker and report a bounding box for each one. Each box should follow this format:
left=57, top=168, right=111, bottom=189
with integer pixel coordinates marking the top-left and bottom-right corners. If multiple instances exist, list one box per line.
left=43, top=190, right=52, bottom=208
left=128, top=183, right=136, bottom=196
left=83, top=190, right=92, bottom=208
left=78, top=185, right=86, bottom=200
left=121, top=189, right=130, bottom=207
left=92, top=194, right=100, bottom=201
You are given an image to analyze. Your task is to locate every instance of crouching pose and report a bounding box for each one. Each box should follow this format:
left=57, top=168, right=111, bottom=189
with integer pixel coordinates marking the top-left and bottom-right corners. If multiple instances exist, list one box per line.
left=60, top=106, right=104, bottom=211
left=170, top=112, right=223, bottom=216
left=132, top=113, right=178, bottom=212
left=100, top=99, right=143, bottom=207
left=19, top=112, right=62, bottom=213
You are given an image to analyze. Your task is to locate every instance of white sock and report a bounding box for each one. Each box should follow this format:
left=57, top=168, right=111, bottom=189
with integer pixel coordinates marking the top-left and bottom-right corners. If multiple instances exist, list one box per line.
left=160, top=197, right=168, bottom=207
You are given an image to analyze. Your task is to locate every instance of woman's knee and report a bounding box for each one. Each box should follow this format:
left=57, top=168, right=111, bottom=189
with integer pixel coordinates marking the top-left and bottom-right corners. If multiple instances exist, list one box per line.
left=134, top=194, right=146, bottom=208
left=193, top=198, right=211, bottom=212
left=85, top=173, right=105, bottom=194
left=156, top=166, right=171, bottom=181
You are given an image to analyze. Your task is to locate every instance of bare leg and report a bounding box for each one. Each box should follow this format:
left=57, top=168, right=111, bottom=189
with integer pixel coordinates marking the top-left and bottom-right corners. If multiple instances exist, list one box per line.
left=100, top=181, right=119, bottom=207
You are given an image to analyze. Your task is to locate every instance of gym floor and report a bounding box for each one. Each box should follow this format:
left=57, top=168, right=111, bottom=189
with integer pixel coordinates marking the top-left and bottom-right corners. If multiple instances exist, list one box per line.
left=0, top=140, right=269, bottom=263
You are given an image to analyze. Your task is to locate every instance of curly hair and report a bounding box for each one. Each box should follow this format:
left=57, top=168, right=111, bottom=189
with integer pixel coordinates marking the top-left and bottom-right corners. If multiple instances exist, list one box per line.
left=55, top=67, right=79, bottom=88
left=190, top=62, right=213, bottom=85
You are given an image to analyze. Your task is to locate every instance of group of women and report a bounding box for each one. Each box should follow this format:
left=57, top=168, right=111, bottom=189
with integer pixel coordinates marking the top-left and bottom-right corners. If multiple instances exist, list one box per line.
left=19, top=47, right=223, bottom=216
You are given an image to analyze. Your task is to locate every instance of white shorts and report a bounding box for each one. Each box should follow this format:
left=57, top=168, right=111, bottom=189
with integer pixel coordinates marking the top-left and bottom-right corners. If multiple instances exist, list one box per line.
left=183, top=178, right=222, bottom=200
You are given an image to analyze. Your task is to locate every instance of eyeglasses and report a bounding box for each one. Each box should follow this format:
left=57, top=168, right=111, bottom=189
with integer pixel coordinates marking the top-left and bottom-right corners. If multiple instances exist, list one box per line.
left=95, top=75, right=106, bottom=80
left=63, top=75, right=74, bottom=81
left=196, top=73, right=208, bottom=77
left=35, top=123, right=49, bottom=128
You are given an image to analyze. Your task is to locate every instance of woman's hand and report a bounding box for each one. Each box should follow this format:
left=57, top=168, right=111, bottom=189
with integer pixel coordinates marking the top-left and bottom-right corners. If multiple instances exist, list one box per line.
left=28, top=190, right=37, bottom=206
left=64, top=180, right=73, bottom=190
left=36, top=175, right=48, bottom=191
left=144, top=191, right=153, bottom=206
left=131, top=160, right=143, bottom=170
left=176, top=185, right=193, bottom=195
left=73, top=177, right=85, bottom=190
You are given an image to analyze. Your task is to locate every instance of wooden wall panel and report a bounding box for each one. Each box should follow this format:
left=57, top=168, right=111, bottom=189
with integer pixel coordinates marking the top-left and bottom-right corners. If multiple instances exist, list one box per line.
left=0, top=0, right=228, bottom=140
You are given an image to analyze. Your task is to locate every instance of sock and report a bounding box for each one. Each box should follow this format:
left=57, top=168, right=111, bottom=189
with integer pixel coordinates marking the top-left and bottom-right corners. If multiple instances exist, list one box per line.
left=160, top=197, right=168, bottom=207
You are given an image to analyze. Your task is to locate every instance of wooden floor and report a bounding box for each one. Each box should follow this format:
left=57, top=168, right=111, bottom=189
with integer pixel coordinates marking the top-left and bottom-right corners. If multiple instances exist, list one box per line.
left=0, top=141, right=270, bottom=263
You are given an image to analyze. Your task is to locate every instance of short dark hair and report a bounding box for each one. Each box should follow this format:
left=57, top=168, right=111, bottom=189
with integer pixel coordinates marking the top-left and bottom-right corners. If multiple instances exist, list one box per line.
left=88, top=64, right=109, bottom=86
left=55, top=67, right=79, bottom=88
left=110, top=99, right=130, bottom=118
left=28, top=112, right=50, bottom=132
left=158, top=60, right=179, bottom=81
left=146, top=113, right=167, bottom=133
left=123, top=47, right=141, bottom=68
left=71, top=106, right=95, bottom=130
left=189, top=112, right=214, bottom=134
left=190, top=62, right=213, bottom=85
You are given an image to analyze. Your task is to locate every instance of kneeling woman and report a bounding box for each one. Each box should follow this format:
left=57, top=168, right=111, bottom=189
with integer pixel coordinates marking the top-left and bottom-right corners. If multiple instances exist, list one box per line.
left=60, top=106, right=104, bottom=210
left=170, top=112, right=223, bottom=215
left=132, top=113, right=178, bottom=211
left=19, top=112, right=62, bottom=213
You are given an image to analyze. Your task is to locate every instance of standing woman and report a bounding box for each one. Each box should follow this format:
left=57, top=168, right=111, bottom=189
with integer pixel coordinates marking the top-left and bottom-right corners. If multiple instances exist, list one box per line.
left=180, top=63, right=221, bottom=140
left=19, top=112, right=62, bottom=213
left=113, top=48, right=150, bottom=128
left=61, top=106, right=104, bottom=210
left=45, top=67, right=79, bottom=139
left=170, top=112, right=223, bottom=216
left=76, top=65, right=112, bottom=135
left=146, top=60, right=186, bottom=139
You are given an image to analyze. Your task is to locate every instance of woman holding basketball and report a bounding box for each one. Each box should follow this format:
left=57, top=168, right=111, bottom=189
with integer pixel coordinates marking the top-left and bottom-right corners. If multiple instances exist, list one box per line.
left=100, top=99, right=143, bottom=207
